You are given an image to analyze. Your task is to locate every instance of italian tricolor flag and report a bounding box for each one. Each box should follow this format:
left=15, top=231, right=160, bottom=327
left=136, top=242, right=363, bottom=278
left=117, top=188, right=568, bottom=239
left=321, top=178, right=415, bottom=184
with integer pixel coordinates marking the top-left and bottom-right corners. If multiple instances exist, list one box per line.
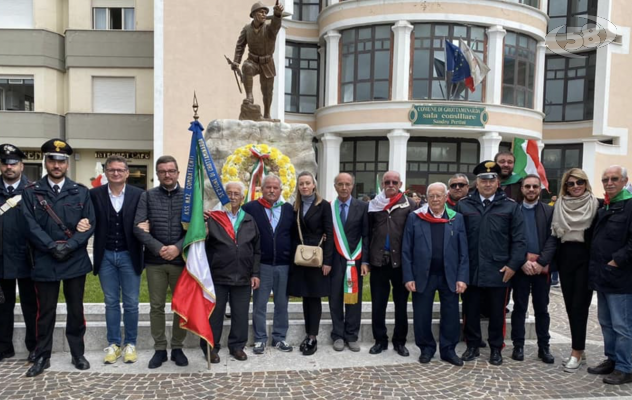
left=512, top=138, right=550, bottom=192
left=172, top=144, right=216, bottom=348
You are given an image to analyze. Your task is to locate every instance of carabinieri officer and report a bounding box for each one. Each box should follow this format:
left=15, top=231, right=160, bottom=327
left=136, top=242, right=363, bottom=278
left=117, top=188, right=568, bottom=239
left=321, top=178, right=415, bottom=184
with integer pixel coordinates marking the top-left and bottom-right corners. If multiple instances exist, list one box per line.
left=21, top=139, right=95, bottom=377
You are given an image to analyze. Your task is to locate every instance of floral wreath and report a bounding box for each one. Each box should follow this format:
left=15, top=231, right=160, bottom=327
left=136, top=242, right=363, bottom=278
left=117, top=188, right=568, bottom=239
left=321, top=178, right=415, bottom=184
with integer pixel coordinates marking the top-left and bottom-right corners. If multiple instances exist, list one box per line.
left=221, top=144, right=296, bottom=202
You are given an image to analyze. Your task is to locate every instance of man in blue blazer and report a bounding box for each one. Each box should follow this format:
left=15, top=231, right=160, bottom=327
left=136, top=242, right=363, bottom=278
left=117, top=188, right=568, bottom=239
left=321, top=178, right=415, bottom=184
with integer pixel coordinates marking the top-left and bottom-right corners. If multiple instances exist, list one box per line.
left=89, top=156, right=144, bottom=365
left=402, top=182, right=469, bottom=366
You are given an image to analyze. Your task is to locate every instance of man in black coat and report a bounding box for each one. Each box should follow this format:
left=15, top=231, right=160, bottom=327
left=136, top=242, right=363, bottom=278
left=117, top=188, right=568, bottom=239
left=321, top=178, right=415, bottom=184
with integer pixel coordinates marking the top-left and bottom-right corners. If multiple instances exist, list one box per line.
left=89, top=155, right=144, bottom=365
left=0, top=144, right=37, bottom=363
left=457, top=161, right=526, bottom=366
left=329, top=173, right=369, bottom=352
left=496, top=151, right=523, bottom=202
left=22, top=139, right=96, bottom=377
left=510, top=174, right=557, bottom=364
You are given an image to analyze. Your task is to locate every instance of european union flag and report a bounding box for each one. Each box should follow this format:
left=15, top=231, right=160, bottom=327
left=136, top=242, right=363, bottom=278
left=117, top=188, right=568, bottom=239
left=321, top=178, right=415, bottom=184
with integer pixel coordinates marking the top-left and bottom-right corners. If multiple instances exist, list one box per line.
left=445, top=40, right=472, bottom=84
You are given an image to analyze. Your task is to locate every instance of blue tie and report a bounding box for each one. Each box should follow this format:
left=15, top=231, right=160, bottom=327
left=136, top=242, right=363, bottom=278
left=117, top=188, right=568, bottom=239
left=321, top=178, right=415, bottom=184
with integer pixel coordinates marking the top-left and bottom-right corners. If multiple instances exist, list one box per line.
left=340, top=203, right=347, bottom=225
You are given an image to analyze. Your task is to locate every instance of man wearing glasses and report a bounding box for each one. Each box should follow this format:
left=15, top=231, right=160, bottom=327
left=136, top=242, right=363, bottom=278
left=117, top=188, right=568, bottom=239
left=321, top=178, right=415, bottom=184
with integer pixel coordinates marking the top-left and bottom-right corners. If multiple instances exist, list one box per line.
left=367, top=171, right=415, bottom=357
left=88, top=155, right=144, bottom=365
left=587, top=166, right=632, bottom=385
left=510, top=174, right=557, bottom=365
left=446, top=174, right=470, bottom=210
left=134, top=155, right=188, bottom=369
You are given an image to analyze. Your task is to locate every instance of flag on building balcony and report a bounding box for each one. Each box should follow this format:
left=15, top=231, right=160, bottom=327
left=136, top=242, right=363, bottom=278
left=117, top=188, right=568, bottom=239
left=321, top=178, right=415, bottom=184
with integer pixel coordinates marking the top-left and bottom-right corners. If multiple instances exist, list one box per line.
left=172, top=119, right=229, bottom=349
left=512, top=138, right=550, bottom=192
left=445, top=39, right=489, bottom=93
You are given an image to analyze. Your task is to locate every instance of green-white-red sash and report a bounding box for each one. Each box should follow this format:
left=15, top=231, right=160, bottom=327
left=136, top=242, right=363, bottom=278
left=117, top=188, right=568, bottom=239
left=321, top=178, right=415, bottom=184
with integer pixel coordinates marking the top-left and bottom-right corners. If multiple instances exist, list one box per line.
left=247, top=147, right=270, bottom=202
left=331, top=199, right=362, bottom=304
left=210, top=209, right=245, bottom=242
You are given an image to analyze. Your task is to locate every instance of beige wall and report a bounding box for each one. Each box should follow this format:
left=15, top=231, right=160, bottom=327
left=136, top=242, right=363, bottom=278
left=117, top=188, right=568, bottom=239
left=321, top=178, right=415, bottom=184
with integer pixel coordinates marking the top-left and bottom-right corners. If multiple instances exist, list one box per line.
left=33, top=0, right=66, bottom=34
left=137, top=1, right=154, bottom=31
left=73, top=150, right=155, bottom=188
left=66, top=68, right=153, bottom=113
left=162, top=0, right=254, bottom=172
left=0, top=66, right=65, bottom=114
left=67, top=0, right=92, bottom=30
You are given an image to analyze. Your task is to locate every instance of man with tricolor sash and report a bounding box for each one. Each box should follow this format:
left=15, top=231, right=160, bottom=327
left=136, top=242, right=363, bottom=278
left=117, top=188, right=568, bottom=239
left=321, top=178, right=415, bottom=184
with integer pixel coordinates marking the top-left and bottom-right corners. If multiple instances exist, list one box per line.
left=204, top=181, right=260, bottom=363
left=367, top=170, right=415, bottom=357
left=329, top=173, right=369, bottom=352
left=402, top=182, right=469, bottom=366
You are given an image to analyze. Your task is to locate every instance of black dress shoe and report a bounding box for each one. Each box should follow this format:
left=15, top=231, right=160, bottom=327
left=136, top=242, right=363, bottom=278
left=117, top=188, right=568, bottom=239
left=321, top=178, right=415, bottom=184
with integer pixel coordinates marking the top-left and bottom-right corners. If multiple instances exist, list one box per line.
left=25, top=357, right=50, bottom=377
left=511, top=346, right=524, bottom=361
left=394, top=344, right=409, bottom=357
left=441, top=354, right=464, bottom=367
left=27, top=350, right=37, bottom=363
left=418, top=353, right=432, bottom=364
left=229, top=348, right=248, bottom=361
left=489, top=349, right=503, bottom=366
left=210, top=350, right=220, bottom=364
left=171, top=349, right=189, bottom=366
left=302, top=338, right=317, bottom=356
left=479, top=341, right=487, bottom=348
left=299, top=337, right=310, bottom=352
left=603, top=370, right=632, bottom=385
left=148, top=350, right=168, bottom=369
left=538, top=347, right=555, bottom=364
left=71, top=355, right=90, bottom=370
left=369, top=343, right=388, bottom=355
left=461, top=347, right=480, bottom=361
left=588, top=359, right=616, bottom=375
left=0, top=349, right=15, bottom=361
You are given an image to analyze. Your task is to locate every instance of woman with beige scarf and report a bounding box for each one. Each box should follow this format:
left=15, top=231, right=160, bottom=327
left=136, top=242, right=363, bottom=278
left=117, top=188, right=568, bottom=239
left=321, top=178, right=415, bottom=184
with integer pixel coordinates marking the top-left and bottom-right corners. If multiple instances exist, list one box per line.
left=551, top=168, right=599, bottom=373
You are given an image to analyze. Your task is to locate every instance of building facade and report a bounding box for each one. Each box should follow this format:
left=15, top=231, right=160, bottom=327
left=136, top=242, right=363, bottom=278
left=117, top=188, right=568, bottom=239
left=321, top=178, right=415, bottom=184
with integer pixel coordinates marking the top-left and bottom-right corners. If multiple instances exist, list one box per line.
left=0, top=0, right=154, bottom=188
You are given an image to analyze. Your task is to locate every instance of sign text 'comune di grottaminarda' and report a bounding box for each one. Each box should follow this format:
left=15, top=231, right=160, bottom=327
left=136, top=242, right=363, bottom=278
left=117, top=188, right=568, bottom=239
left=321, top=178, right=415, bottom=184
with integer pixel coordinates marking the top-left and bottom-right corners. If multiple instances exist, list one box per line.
left=409, top=104, right=489, bottom=128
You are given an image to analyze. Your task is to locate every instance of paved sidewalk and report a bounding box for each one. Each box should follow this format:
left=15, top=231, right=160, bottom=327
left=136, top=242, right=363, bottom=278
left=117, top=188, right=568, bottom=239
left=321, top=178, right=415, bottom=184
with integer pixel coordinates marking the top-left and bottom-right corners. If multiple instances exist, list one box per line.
left=1, top=289, right=632, bottom=399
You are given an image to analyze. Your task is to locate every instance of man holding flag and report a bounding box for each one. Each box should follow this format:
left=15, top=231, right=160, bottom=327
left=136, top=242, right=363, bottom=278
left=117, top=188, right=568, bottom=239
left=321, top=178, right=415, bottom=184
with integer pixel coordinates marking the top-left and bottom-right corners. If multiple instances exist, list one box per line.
left=329, top=173, right=369, bottom=352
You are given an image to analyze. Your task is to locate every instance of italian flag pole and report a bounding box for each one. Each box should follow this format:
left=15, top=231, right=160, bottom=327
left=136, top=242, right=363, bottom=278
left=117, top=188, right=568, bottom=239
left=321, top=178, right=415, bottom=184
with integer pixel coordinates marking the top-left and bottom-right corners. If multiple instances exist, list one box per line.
left=512, top=138, right=550, bottom=192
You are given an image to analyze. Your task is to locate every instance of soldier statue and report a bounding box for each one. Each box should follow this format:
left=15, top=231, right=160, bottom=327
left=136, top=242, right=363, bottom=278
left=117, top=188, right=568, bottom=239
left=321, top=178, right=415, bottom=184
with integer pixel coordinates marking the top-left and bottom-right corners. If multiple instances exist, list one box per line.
left=231, top=1, right=284, bottom=121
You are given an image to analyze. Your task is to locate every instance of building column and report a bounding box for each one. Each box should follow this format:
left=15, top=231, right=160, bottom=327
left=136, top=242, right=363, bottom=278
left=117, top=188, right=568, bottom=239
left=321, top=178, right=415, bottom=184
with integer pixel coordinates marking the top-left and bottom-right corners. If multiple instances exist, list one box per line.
left=478, top=132, right=502, bottom=161
left=318, top=45, right=326, bottom=109
left=387, top=129, right=410, bottom=187
left=540, top=0, right=549, bottom=14
left=320, top=133, right=342, bottom=200
left=329, top=0, right=340, bottom=5
left=391, top=20, right=414, bottom=101
left=324, top=30, right=341, bottom=106
left=484, top=25, right=506, bottom=105
left=271, top=24, right=287, bottom=121
left=533, top=41, right=547, bottom=113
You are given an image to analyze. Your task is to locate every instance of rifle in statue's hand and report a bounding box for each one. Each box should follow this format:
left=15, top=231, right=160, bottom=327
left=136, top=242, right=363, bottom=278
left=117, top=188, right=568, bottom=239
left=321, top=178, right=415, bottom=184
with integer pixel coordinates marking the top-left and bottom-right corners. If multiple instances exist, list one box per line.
left=224, top=55, right=243, bottom=94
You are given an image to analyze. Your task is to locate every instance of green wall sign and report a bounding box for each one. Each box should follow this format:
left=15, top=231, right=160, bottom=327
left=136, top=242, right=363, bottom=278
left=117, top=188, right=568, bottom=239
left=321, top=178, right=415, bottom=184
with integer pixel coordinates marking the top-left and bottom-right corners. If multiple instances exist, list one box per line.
left=409, top=104, right=489, bottom=128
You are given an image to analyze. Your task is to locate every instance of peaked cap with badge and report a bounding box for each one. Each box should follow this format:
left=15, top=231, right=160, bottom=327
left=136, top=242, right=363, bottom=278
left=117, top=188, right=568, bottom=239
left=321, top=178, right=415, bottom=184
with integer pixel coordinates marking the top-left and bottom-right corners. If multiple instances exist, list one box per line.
left=41, top=138, right=73, bottom=161
left=0, top=143, right=26, bottom=165
left=473, top=160, right=502, bottom=180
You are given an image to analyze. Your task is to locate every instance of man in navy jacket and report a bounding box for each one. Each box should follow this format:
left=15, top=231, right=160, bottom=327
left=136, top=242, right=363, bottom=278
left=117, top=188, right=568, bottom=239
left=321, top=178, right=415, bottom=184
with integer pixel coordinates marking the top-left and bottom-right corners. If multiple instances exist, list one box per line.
left=402, top=182, right=469, bottom=366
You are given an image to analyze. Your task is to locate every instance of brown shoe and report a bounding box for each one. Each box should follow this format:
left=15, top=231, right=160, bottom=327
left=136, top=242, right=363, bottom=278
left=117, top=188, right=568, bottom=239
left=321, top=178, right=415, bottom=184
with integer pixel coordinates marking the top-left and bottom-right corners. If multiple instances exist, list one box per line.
left=210, top=350, right=220, bottom=364
left=229, top=348, right=248, bottom=361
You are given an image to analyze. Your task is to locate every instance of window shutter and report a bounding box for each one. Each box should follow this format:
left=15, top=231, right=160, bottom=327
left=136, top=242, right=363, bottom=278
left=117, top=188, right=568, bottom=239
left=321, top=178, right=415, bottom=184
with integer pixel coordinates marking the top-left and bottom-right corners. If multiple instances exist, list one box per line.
left=93, top=77, right=136, bottom=113
left=0, top=0, right=34, bottom=28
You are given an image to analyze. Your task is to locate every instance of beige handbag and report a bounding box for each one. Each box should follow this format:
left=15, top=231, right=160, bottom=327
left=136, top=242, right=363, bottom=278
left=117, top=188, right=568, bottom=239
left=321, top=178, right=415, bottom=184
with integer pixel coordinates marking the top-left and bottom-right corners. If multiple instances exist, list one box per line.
left=294, top=212, right=325, bottom=267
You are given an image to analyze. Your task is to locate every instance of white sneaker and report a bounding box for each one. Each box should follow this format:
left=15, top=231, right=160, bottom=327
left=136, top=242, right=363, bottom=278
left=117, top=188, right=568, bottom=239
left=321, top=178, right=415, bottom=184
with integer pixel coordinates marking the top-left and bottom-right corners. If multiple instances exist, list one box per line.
left=562, top=353, right=586, bottom=367
left=564, top=356, right=583, bottom=372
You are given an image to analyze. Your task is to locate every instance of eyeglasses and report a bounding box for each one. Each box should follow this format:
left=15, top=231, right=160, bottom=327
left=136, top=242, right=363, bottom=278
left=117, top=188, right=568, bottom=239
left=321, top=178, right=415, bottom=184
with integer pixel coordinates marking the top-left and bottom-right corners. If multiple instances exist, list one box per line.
left=106, top=168, right=128, bottom=174
left=601, top=177, right=620, bottom=184
left=383, top=180, right=399, bottom=185
left=523, top=184, right=540, bottom=190
left=450, top=183, right=467, bottom=189
left=427, top=194, right=445, bottom=200
left=157, top=169, right=178, bottom=176
left=566, top=179, right=586, bottom=187
left=226, top=192, right=243, bottom=198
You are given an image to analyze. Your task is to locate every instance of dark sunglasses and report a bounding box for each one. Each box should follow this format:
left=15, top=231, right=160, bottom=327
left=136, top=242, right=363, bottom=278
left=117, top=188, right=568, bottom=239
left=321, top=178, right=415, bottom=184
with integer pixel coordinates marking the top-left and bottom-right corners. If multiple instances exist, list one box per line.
left=601, top=177, right=620, bottom=184
left=523, top=184, right=540, bottom=190
left=383, top=180, right=399, bottom=185
left=566, top=179, right=586, bottom=187
left=450, top=183, right=467, bottom=189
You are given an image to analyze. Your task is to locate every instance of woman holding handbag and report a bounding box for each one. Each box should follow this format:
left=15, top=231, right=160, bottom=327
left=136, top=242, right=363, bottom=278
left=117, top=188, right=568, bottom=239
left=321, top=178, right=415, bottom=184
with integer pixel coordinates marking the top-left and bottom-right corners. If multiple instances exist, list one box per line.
left=288, top=171, right=334, bottom=356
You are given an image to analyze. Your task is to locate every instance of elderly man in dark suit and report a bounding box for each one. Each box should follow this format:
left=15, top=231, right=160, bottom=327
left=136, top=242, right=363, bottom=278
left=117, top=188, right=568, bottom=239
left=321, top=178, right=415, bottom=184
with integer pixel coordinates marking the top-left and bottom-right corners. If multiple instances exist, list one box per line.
left=329, top=173, right=370, bottom=352
left=402, top=182, right=469, bottom=366
left=89, top=155, right=144, bottom=365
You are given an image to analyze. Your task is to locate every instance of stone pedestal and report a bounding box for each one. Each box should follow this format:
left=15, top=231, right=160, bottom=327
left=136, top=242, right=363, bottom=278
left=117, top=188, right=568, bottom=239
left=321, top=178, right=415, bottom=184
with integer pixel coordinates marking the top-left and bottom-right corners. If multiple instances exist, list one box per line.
left=204, top=119, right=317, bottom=208
left=239, top=103, right=263, bottom=121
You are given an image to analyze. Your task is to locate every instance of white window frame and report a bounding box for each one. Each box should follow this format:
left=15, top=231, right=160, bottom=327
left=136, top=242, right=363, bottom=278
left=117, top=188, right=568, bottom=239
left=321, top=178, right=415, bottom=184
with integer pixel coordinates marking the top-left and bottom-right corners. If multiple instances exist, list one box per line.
left=0, top=75, right=35, bottom=112
left=92, top=7, right=135, bottom=30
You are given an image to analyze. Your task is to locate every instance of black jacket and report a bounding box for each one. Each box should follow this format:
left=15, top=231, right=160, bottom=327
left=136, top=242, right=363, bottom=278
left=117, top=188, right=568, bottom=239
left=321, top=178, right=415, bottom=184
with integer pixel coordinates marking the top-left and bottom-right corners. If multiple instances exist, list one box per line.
left=589, top=197, right=632, bottom=294
left=206, top=210, right=260, bottom=286
left=242, top=200, right=295, bottom=266
left=0, top=175, right=31, bottom=279
left=501, top=180, right=524, bottom=202
left=21, top=176, right=96, bottom=282
left=133, top=185, right=185, bottom=266
left=368, top=195, right=415, bottom=268
left=457, top=189, right=527, bottom=287
left=288, top=199, right=334, bottom=298
left=521, top=201, right=557, bottom=268
left=90, top=184, right=145, bottom=275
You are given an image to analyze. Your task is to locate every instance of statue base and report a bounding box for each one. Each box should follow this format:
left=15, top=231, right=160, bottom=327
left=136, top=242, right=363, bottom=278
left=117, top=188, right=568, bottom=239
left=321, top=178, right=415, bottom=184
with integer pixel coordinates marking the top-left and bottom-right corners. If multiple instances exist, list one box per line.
left=239, top=103, right=262, bottom=121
